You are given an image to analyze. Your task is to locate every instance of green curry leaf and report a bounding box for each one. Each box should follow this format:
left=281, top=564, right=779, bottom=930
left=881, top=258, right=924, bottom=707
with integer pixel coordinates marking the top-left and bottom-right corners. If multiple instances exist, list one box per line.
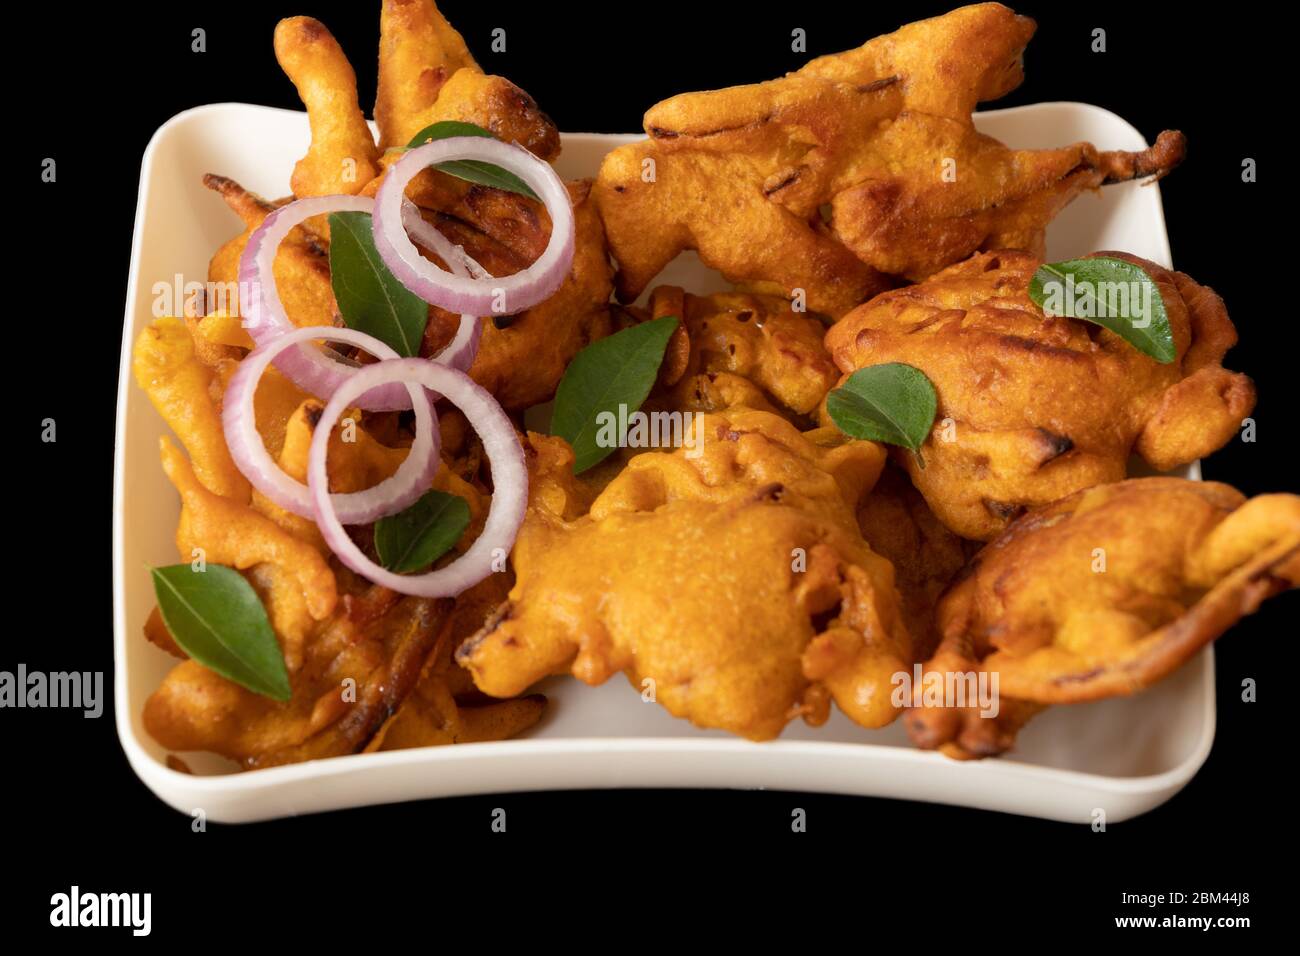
left=150, top=565, right=290, bottom=701
left=826, top=363, right=938, bottom=454
left=402, top=120, right=539, bottom=200
left=328, top=210, right=428, bottom=357
left=550, top=316, right=679, bottom=473
left=1027, top=256, right=1174, bottom=364
left=374, top=490, right=472, bottom=574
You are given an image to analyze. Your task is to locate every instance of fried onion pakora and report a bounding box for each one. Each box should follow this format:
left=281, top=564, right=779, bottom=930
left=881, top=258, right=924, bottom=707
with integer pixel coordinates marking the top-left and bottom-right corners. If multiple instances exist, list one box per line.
left=905, top=478, right=1300, bottom=758
left=276, top=16, right=382, bottom=198
left=645, top=286, right=839, bottom=419
left=205, top=168, right=613, bottom=410
left=856, top=465, right=978, bottom=659
left=826, top=250, right=1255, bottom=540
left=132, top=316, right=251, bottom=502
left=374, top=0, right=559, bottom=157
left=277, top=4, right=558, bottom=200
left=145, top=573, right=449, bottom=768
left=204, top=165, right=612, bottom=414
left=593, top=3, right=1184, bottom=318
left=136, top=309, right=540, bottom=765
left=457, top=417, right=920, bottom=740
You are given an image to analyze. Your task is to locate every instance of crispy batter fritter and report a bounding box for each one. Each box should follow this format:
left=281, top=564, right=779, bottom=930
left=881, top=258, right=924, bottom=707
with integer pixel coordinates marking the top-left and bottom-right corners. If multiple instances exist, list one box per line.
left=276, top=6, right=558, bottom=198
left=203, top=170, right=614, bottom=412
left=414, top=179, right=614, bottom=409
left=856, top=466, right=978, bottom=659
left=374, top=0, right=558, bottom=156
left=905, top=478, right=1300, bottom=758
left=594, top=3, right=1185, bottom=317
left=826, top=250, right=1255, bottom=540
left=647, top=286, right=839, bottom=419
left=456, top=416, right=919, bottom=740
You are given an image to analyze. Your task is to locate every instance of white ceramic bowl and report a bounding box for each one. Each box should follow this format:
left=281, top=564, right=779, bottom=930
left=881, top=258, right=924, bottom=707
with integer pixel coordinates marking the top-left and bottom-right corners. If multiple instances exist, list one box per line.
left=114, top=101, right=1209, bottom=823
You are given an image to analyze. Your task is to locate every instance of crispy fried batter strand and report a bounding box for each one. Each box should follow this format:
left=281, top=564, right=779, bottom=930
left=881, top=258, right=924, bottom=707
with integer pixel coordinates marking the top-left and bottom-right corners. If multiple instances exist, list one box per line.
left=275, top=16, right=381, bottom=197
left=133, top=318, right=251, bottom=502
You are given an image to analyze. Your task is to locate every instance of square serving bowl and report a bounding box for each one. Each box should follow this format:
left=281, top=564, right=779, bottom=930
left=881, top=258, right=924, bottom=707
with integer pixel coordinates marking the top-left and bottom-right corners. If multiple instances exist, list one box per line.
left=114, top=101, right=1211, bottom=823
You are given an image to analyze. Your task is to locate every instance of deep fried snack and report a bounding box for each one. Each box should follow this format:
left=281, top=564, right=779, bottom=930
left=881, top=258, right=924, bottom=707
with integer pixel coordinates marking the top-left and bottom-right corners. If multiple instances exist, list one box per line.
left=826, top=250, right=1255, bottom=540
left=373, top=0, right=559, bottom=157
left=414, top=179, right=614, bottom=409
left=457, top=418, right=916, bottom=740
left=365, top=572, right=548, bottom=750
left=132, top=317, right=251, bottom=502
left=905, top=478, right=1300, bottom=757
left=144, top=578, right=449, bottom=767
left=275, top=16, right=381, bottom=197
left=205, top=169, right=613, bottom=411
left=906, top=696, right=1046, bottom=761
left=160, top=436, right=337, bottom=672
left=593, top=3, right=1185, bottom=317
left=647, top=286, right=839, bottom=418
left=856, top=465, right=978, bottom=659
left=375, top=0, right=476, bottom=149
left=203, top=174, right=337, bottom=331
left=144, top=325, right=530, bottom=763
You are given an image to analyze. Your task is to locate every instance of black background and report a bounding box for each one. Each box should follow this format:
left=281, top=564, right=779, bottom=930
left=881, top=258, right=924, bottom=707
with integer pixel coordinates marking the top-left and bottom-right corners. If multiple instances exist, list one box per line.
left=9, top=0, right=1289, bottom=933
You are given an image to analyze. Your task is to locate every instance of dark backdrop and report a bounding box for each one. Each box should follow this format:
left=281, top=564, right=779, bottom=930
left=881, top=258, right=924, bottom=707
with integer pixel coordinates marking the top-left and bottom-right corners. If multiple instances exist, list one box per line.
left=9, top=0, right=1287, bottom=932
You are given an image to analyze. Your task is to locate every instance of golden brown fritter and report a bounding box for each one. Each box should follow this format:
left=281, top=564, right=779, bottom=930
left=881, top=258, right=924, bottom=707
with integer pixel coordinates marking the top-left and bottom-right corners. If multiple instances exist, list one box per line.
left=203, top=8, right=603, bottom=414
left=905, top=478, right=1300, bottom=758
left=132, top=317, right=252, bottom=502
left=144, top=576, right=449, bottom=767
left=203, top=175, right=337, bottom=333
left=646, top=286, right=839, bottom=419
left=456, top=415, right=919, bottom=740
left=374, top=0, right=478, bottom=150
left=274, top=6, right=558, bottom=199
left=856, top=465, right=978, bottom=659
left=593, top=3, right=1184, bottom=318
left=374, top=0, right=559, bottom=157
left=275, top=16, right=382, bottom=197
left=825, top=250, right=1255, bottom=540
left=136, top=309, right=541, bottom=766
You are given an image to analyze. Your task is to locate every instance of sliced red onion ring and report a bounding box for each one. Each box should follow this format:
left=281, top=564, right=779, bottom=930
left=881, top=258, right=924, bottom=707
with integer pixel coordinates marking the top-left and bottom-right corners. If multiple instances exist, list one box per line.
left=308, top=358, right=527, bottom=597
left=223, top=326, right=440, bottom=522
left=400, top=203, right=483, bottom=373
left=239, top=195, right=481, bottom=409
left=401, top=203, right=491, bottom=284
left=373, top=136, right=575, bottom=317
